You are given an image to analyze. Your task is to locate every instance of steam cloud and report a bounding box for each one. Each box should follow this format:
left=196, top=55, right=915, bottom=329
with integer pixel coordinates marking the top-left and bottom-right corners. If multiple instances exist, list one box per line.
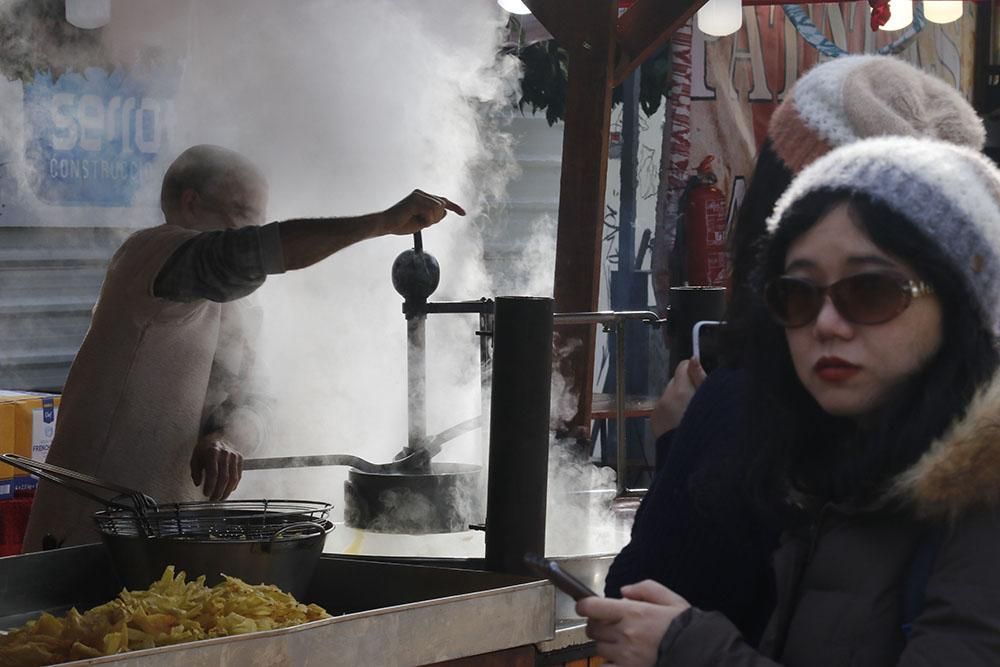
left=99, top=1, right=521, bottom=537
left=2, top=0, right=631, bottom=558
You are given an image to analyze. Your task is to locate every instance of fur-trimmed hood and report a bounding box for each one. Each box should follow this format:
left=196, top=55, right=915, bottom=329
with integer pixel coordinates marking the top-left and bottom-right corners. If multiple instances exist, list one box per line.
left=892, top=368, right=1000, bottom=519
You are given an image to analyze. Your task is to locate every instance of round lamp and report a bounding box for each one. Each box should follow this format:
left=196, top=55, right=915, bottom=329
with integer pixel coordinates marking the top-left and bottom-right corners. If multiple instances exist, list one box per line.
left=65, top=0, right=111, bottom=29
left=697, top=0, right=743, bottom=37
left=923, top=1, right=963, bottom=24
left=880, top=0, right=914, bottom=31
left=498, top=0, right=532, bottom=15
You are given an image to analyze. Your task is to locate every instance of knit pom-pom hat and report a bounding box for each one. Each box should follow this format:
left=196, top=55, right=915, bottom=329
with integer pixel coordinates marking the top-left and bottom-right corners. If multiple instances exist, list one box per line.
left=767, top=136, right=1000, bottom=336
left=768, top=55, right=986, bottom=173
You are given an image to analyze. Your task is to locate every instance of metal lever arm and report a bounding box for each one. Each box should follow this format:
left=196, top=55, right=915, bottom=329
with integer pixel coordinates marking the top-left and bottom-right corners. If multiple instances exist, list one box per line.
left=0, top=453, right=156, bottom=514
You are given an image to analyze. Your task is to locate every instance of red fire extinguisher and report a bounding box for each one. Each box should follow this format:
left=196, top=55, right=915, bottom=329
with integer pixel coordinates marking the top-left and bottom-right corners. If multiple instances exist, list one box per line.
left=684, top=156, right=729, bottom=286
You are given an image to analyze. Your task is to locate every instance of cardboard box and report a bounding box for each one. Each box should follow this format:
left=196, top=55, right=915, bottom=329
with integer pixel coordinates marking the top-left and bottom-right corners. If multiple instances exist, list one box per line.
left=0, top=403, right=13, bottom=499
left=0, top=391, right=60, bottom=499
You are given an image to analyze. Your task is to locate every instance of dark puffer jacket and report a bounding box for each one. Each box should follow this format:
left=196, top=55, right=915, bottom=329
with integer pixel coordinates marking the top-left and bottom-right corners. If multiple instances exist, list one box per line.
left=656, top=374, right=1000, bottom=666
left=605, top=368, right=780, bottom=643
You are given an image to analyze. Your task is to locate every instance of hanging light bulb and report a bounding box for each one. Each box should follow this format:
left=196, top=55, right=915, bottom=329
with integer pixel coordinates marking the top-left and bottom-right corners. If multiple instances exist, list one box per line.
left=923, top=1, right=963, bottom=24
left=498, top=0, right=532, bottom=15
left=880, top=0, right=914, bottom=30
left=697, top=0, right=743, bottom=37
left=65, top=0, right=111, bottom=29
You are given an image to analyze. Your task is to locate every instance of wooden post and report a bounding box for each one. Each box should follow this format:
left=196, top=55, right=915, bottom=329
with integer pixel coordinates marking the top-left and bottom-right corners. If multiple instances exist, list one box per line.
left=526, top=0, right=619, bottom=432
left=525, top=0, right=704, bottom=433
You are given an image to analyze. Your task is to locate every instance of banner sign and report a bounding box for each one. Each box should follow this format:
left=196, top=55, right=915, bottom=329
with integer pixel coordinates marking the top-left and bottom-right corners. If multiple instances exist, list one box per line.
left=21, top=66, right=175, bottom=208
left=651, top=4, right=977, bottom=310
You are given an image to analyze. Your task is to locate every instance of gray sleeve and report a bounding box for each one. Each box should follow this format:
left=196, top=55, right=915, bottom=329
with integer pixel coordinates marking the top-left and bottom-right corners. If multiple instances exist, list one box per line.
left=658, top=608, right=782, bottom=667
left=900, top=509, right=1000, bottom=665
left=153, top=222, right=285, bottom=303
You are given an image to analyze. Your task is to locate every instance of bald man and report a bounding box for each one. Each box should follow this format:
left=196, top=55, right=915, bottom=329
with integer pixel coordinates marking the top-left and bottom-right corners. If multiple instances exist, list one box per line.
left=23, top=144, right=464, bottom=551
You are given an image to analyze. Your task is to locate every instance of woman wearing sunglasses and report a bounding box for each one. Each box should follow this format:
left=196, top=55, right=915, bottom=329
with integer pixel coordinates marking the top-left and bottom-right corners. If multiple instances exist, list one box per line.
left=606, top=54, right=988, bottom=644
left=581, top=136, right=1000, bottom=666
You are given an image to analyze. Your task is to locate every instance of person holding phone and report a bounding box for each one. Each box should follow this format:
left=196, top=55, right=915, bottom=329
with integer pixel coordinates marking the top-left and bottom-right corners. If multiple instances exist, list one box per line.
left=606, top=55, right=989, bottom=643
left=583, top=136, right=1000, bottom=666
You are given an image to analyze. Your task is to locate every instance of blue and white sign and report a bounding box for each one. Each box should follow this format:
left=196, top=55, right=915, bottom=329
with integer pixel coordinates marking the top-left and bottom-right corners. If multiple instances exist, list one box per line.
left=22, top=66, right=174, bottom=208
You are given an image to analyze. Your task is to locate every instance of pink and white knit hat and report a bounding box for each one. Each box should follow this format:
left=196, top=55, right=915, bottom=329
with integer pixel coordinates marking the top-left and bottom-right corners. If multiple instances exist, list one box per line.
left=768, top=55, right=985, bottom=174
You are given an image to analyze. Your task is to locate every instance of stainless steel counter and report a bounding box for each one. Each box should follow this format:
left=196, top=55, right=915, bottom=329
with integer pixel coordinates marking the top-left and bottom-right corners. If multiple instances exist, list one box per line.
left=536, top=619, right=590, bottom=653
left=533, top=553, right=615, bottom=654
left=0, top=545, right=555, bottom=666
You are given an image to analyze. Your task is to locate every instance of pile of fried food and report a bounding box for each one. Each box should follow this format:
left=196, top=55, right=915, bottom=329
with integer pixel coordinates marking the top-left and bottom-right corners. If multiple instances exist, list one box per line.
left=0, top=566, right=330, bottom=666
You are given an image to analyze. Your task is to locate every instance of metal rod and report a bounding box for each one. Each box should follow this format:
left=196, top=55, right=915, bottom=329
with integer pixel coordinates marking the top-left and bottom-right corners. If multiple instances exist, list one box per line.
left=615, top=319, right=627, bottom=495
left=426, top=300, right=495, bottom=315
left=479, top=307, right=494, bottom=469
left=553, top=310, right=663, bottom=326
left=407, top=315, right=427, bottom=450
left=616, top=66, right=640, bottom=286
left=485, top=297, right=553, bottom=574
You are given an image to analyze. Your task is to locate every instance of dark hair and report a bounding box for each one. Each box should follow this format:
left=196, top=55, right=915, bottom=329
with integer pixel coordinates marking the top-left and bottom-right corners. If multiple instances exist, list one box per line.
left=719, top=139, right=793, bottom=366
left=743, top=190, right=999, bottom=512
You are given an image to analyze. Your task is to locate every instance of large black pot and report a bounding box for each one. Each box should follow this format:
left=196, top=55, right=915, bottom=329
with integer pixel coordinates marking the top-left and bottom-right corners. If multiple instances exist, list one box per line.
left=344, top=462, right=482, bottom=534
left=98, top=516, right=332, bottom=600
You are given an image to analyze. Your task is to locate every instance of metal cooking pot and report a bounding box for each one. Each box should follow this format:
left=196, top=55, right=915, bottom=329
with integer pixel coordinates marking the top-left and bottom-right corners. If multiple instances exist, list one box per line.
left=1, top=454, right=332, bottom=600
left=343, top=462, right=482, bottom=534
left=99, top=515, right=331, bottom=599
left=245, top=417, right=484, bottom=534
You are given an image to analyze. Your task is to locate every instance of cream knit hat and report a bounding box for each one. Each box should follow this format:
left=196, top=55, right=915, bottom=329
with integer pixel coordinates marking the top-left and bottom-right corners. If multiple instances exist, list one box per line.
left=768, top=55, right=986, bottom=173
left=767, top=137, right=1000, bottom=335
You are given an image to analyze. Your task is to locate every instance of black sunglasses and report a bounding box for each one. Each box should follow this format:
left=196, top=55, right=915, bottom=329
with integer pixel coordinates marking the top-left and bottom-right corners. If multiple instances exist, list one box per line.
left=764, top=273, right=934, bottom=328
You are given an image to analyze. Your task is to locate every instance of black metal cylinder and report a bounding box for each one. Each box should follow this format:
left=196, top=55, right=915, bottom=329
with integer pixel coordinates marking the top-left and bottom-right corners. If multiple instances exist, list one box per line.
left=485, top=297, right=553, bottom=574
left=666, top=286, right=727, bottom=374
left=406, top=316, right=427, bottom=449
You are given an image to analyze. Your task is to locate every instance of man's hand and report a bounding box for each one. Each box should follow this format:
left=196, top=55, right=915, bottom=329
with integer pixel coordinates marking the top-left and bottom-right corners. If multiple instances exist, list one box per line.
left=190, top=431, right=243, bottom=501
left=576, top=580, right=691, bottom=667
left=650, top=357, right=707, bottom=438
left=276, top=190, right=466, bottom=271
left=376, top=189, right=466, bottom=236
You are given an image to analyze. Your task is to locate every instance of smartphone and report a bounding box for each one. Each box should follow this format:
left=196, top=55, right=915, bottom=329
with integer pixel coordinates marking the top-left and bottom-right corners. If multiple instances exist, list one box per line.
left=523, top=552, right=598, bottom=600
left=692, top=320, right=723, bottom=373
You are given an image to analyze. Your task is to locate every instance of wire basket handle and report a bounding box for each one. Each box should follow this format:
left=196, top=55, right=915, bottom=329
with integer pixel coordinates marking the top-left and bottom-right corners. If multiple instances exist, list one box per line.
left=271, top=521, right=330, bottom=542
left=0, top=454, right=157, bottom=516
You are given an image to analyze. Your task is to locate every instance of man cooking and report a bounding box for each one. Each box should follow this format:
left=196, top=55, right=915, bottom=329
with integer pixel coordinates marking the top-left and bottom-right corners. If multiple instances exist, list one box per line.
left=22, top=144, right=465, bottom=551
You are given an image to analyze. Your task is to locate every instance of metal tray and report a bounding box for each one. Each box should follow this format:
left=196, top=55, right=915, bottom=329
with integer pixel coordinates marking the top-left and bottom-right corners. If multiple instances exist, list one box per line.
left=0, top=545, right=555, bottom=666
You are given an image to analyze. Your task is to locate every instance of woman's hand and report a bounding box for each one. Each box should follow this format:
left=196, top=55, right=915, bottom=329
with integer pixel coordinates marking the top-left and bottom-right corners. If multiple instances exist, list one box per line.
left=650, top=358, right=707, bottom=438
left=576, top=580, right=691, bottom=667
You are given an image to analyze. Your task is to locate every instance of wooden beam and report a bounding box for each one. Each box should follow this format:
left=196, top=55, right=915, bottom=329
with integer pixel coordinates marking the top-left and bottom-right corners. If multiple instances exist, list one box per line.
left=522, top=0, right=581, bottom=46
left=613, top=0, right=705, bottom=85
left=526, top=0, right=619, bottom=433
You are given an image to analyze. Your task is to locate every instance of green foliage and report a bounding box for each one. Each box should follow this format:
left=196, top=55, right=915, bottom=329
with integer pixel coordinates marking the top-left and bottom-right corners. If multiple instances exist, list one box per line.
left=0, top=0, right=109, bottom=84
left=507, top=39, right=670, bottom=126
left=512, top=40, right=568, bottom=126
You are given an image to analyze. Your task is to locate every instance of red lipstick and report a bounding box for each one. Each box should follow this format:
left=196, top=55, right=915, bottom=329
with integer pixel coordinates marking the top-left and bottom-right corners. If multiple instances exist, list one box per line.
left=814, top=356, right=861, bottom=382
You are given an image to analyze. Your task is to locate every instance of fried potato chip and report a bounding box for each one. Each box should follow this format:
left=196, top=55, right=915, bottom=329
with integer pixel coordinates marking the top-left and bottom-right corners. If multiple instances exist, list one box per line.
left=0, top=566, right=331, bottom=666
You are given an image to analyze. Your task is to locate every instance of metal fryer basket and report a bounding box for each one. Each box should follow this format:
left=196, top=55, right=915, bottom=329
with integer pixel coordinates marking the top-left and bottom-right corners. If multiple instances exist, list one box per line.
left=94, top=500, right=333, bottom=540
left=0, top=454, right=332, bottom=541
